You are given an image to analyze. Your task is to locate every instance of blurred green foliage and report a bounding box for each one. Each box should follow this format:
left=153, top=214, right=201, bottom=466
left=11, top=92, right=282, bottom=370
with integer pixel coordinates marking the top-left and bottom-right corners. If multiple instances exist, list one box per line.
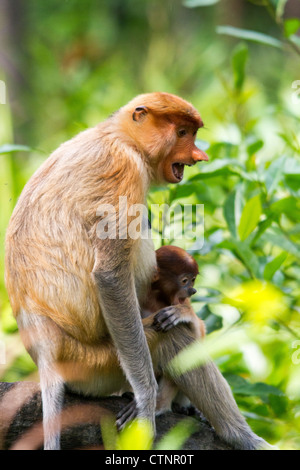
left=0, top=0, right=300, bottom=450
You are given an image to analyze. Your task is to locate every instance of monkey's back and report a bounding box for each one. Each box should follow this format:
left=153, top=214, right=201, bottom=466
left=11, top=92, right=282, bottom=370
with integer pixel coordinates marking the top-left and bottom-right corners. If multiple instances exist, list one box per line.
left=5, top=127, right=116, bottom=342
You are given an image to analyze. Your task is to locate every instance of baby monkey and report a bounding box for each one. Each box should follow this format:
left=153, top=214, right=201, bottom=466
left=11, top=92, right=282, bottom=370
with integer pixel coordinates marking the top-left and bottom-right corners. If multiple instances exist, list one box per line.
left=142, top=245, right=205, bottom=339
left=142, top=245, right=205, bottom=415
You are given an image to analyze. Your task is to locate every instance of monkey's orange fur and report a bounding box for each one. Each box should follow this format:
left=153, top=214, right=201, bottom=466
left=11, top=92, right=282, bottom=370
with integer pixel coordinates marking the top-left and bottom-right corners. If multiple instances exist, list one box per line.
left=5, top=92, right=205, bottom=382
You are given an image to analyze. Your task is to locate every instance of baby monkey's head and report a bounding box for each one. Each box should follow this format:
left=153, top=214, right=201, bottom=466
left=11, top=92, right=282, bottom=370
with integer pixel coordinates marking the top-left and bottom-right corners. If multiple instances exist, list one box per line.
left=153, top=245, right=199, bottom=305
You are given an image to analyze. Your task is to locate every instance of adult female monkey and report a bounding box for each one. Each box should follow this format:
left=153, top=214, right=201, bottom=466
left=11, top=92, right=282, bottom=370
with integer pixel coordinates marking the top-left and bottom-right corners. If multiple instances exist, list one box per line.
left=5, top=93, right=267, bottom=450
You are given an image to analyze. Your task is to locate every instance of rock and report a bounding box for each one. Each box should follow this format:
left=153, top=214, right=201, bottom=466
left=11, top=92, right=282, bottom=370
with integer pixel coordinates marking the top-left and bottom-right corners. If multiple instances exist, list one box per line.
left=0, top=382, right=231, bottom=450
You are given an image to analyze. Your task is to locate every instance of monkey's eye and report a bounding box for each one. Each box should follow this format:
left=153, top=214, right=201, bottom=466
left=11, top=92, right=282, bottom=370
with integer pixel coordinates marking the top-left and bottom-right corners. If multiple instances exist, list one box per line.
left=177, top=128, right=187, bottom=138
left=181, top=278, right=188, bottom=285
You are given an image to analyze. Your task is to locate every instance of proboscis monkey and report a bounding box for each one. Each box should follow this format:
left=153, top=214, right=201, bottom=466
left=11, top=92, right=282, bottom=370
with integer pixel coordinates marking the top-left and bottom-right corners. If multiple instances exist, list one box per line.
left=142, top=245, right=204, bottom=335
left=5, top=92, right=269, bottom=450
left=141, top=245, right=205, bottom=415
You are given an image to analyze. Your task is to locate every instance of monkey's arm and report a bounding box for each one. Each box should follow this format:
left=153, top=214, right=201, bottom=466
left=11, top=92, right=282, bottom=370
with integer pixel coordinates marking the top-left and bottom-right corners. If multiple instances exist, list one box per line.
left=92, top=253, right=157, bottom=429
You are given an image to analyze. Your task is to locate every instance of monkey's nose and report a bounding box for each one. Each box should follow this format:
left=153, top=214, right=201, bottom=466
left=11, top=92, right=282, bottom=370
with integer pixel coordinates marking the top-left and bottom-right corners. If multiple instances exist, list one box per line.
left=188, top=288, right=197, bottom=296
left=192, top=145, right=209, bottom=162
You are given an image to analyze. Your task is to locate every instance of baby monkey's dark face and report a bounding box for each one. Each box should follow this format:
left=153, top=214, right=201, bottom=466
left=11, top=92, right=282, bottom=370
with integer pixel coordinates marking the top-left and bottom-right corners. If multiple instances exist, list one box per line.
left=173, top=272, right=197, bottom=304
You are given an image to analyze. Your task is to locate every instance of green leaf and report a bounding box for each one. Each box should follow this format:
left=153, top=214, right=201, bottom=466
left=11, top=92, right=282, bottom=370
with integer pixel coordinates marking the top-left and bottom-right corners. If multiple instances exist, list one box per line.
left=155, top=418, right=198, bottom=450
left=277, top=132, right=299, bottom=152
left=268, top=394, right=288, bottom=416
left=0, top=144, right=31, bottom=154
left=209, top=142, right=239, bottom=159
left=250, top=216, right=275, bottom=246
left=218, top=238, right=260, bottom=278
left=242, top=411, right=274, bottom=423
left=264, top=155, right=286, bottom=194
left=290, top=34, right=300, bottom=48
left=275, top=0, right=288, bottom=20
left=263, top=252, right=287, bottom=281
left=189, top=158, right=245, bottom=181
left=2, top=354, right=37, bottom=382
left=285, top=175, right=300, bottom=194
left=260, top=227, right=300, bottom=259
left=238, top=194, right=262, bottom=241
left=0, top=305, right=18, bottom=334
left=197, top=304, right=223, bottom=334
left=246, top=139, right=264, bottom=157
left=283, top=156, right=300, bottom=175
left=169, top=183, right=198, bottom=201
left=183, top=0, right=220, bottom=7
left=216, top=26, right=283, bottom=49
left=284, top=18, right=300, bottom=37
left=270, top=197, right=300, bottom=222
left=223, top=189, right=242, bottom=238
left=224, top=374, right=284, bottom=399
left=231, top=43, right=248, bottom=91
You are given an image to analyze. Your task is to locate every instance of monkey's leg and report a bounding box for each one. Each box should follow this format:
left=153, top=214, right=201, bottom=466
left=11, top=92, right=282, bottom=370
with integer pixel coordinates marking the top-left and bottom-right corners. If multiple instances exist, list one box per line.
left=16, top=311, right=66, bottom=450
left=151, top=306, right=204, bottom=416
left=93, top=264, right=158, bottom=432
left=116, top=314, right=197, bottom=428
left=16, top=310, right=130, bottom=450
left=117, top=316, right=269, bottom=449
left=152, top=323, right=270, bottom=450
left=155, top=377, right=178, bottom=416
left=116, top=376, right=178, bottom=427
left=150, top=306, right=204, bottom=417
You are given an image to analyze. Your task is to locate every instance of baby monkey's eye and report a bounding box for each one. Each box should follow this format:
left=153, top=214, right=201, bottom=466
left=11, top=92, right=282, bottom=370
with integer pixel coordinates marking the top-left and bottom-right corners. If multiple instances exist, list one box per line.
left=177, top=128, right=187, bottom=138
left=192, top=277, right=196, bottom=282
left=181, top=278, right=188, bottom=285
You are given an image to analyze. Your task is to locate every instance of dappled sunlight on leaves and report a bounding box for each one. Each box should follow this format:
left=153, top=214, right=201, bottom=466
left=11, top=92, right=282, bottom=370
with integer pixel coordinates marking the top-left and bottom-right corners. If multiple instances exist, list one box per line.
left=226, top=280, right=288, bottom=325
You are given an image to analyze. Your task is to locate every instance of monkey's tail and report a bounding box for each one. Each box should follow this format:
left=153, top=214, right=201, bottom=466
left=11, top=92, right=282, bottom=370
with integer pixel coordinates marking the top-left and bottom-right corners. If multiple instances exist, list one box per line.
left=39, top=362, right=64, bottom=450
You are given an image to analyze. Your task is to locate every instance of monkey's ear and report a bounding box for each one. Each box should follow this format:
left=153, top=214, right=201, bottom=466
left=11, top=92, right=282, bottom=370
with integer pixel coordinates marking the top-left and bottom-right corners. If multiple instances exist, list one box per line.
left=132, top=106, right=148, bottom=122
left=151, top=268, right=160, bottom=283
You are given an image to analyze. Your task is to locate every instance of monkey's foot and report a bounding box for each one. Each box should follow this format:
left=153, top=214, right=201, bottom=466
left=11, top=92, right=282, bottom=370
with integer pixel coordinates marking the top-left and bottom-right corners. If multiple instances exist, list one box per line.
left=172, top=402, right=211, bottom=424
left=153, top=307, right=181, bottom=332
left=116, top=397, right=138, bottom=430
left=172, top=402, right=197, bottom=417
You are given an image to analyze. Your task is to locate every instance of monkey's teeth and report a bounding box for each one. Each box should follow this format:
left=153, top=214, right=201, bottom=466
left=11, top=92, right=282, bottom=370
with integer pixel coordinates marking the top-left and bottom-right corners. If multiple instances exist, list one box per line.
left=172, top=163, right=185, bottom=180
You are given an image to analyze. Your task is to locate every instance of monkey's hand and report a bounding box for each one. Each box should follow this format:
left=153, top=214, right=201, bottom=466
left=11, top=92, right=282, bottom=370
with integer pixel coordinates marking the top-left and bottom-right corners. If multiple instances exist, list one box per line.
left=153, top=305, right=204, bottom=339
left=153, top=306, right=185, bottom=332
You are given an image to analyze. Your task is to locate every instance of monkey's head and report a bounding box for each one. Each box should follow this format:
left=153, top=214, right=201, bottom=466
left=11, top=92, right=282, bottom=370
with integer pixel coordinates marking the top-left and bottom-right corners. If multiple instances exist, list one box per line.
left=153, top=245, right=199, bottom=305
left=118, top=92, right=209, bottom=184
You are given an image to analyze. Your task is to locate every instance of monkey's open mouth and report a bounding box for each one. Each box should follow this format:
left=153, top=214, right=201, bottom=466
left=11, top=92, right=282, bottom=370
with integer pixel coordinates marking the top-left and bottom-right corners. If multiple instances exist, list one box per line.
left=178, top=298, right=186, bottom=304
left=172, top=163, right=190, bottom=181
